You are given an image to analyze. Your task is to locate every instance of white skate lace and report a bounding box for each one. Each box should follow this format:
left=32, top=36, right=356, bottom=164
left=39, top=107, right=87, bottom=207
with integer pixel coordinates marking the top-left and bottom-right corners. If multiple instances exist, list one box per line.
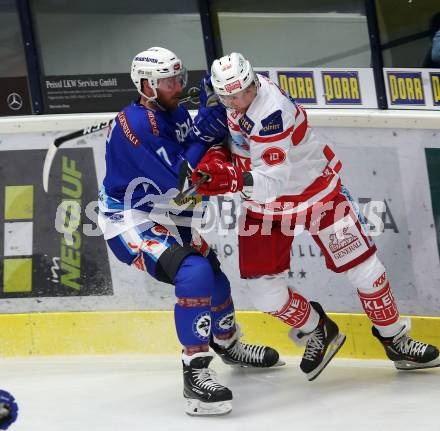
left=228, top=342, right=266, bottom=364
left=303, top=328, right=325, bottom=361
left=393, top=333, right=428, bottom=357
left=193, top=368, right=225, bottom=391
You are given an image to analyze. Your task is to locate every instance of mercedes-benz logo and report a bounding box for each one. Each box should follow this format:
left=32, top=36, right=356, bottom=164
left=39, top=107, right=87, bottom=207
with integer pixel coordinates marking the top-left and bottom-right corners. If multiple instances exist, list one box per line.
left=7, top=92, right=23, bottom=111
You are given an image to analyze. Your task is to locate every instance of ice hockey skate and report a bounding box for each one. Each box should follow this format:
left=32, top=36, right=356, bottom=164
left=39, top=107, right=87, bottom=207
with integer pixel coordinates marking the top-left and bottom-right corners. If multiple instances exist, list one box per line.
left=372, top=319, right=440, bottom=370
left=182, top=352, right=232, bottom=416
left=295, top=302, right=346, bottom=381
left=210, top=327, right=284, bottom=368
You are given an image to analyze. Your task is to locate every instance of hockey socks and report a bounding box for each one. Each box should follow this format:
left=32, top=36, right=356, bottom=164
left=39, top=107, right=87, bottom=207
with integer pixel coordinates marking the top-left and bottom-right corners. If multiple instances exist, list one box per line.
left=210, top=271, right=236, bottom=338
left=270, top=288, right=320, bottom=333
left=174, top=255, right=215, bottom=347
left=347, top=253, right=402, bottom=337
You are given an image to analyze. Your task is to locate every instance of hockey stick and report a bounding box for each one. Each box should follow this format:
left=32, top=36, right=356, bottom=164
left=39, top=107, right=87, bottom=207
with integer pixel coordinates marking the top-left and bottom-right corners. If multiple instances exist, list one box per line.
left=42, top=120, right=112, bottom=192
left=42, top=87, right=201, bottom=193
left=174, top=159, right=210, bottom=203
left=174, top=174, right=210, bottom=203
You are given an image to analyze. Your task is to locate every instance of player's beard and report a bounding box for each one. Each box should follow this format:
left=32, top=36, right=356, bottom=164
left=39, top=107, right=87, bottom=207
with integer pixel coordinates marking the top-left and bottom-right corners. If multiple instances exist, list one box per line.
left=156, top=93, right=180, bottom=111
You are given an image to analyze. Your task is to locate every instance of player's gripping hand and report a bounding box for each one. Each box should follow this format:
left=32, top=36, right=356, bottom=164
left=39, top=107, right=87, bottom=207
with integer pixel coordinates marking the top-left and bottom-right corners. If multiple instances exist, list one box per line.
left=198, top=145, right=231, bottom=165
left=191, top=161, right=244, bottom=195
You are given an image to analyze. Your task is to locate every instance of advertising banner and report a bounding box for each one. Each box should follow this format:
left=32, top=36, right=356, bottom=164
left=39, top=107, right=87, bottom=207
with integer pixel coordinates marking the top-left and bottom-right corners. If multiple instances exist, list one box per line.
left=255, top=67, right=378, bottom=109
left=384, top=68, right=440, bottom=110
left=0, top=125, right=439, bottom=316
left=0, top=77, right=32, bottom=116
left=41, top=71, right=204, bottom=114
left=0, top=146, right=112, bottom=299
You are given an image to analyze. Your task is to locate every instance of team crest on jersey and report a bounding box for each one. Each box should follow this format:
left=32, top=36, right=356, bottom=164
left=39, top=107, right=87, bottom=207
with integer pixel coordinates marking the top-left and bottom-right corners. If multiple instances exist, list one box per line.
left=239, top=115, right=254, bottom=135
left=261, top=147, right=286, bottom=166
left=259, top=110, right=283, bottom=136
left=193, top=312, right=211, bottom=339
left=216, top=312, right=235, bottom=331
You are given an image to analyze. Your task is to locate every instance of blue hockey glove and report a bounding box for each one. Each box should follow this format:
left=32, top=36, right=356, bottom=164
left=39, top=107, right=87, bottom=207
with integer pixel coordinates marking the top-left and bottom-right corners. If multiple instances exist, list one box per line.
left=199, top=74, right=220, bottom=107
left=191, top=104, right=228, bottom=145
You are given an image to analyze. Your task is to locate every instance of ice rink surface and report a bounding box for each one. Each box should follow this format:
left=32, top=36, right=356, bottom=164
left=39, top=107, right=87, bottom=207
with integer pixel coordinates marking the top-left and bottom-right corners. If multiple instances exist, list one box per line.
left=0, top=355, right=439, bottom=431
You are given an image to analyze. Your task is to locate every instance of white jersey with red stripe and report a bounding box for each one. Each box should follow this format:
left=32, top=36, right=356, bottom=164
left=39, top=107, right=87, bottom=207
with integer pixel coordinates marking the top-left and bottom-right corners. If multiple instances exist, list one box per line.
left=227, top=74, right=342, bottom=218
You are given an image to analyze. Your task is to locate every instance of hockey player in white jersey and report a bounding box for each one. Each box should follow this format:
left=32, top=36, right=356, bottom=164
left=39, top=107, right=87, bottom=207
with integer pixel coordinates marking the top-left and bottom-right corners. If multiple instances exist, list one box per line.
left=192, top=52, right=440, bottom=381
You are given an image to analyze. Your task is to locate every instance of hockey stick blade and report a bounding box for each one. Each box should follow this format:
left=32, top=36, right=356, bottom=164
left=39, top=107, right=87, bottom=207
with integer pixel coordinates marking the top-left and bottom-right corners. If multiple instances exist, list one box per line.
left=42, top=119, right=112, bottom=193
left=42, top=143, right=59, bottom=193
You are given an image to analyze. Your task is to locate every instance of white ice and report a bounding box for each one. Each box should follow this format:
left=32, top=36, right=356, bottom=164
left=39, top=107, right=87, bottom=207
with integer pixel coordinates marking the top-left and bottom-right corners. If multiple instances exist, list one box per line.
left=0, top=355, right=439, bottom=431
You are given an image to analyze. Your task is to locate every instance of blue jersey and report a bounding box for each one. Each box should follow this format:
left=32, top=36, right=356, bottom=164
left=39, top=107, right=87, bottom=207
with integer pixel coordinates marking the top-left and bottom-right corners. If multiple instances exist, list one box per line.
left=103, top=100, right=207, bottom=201
left=98, top=100, right=208, bottom=238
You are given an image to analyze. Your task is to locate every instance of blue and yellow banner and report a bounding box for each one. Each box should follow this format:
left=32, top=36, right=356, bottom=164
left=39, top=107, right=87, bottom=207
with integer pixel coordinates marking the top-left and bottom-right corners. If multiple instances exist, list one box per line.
left=430, top=72, right=440, bottom=106
left=321, top=71, right=362, bottom=105
left=387, top=71, right=425, bottom=106
left=277, top=71, right=317, bottom=104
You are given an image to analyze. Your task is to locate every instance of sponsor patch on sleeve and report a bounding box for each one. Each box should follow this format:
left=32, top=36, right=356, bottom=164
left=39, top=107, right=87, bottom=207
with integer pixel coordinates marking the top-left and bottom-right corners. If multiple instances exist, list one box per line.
left=259, top=110, right=283, bottom=136
left=117, top=111, right=141, bottom=146
left=146, top=110, right=160, bottom=136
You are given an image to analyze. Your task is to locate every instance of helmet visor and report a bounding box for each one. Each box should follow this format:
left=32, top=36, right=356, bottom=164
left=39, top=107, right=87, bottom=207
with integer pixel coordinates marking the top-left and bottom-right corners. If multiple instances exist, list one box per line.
left=157, top=68, right=188, bottom=91
left=218, top=84, right=255, bottom=109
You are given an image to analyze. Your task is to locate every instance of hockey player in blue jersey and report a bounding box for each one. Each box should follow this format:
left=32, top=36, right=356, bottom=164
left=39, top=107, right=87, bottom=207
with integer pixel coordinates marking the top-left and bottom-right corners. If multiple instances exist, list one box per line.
left=98, top=47, right=281, bottom=416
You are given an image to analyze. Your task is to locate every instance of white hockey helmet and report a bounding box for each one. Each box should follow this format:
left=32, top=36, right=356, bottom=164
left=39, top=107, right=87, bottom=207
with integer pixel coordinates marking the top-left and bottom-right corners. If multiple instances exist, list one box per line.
left=211, top=52, right=258, bottom=97
left=130, top=46, right=187, bottom=100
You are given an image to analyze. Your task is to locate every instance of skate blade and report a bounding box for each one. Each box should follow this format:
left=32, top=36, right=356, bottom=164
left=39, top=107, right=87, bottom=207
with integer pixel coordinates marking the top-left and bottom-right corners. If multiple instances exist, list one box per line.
left=272, top=359, right=286, bottom=367
left=306, top=333, right=346, bottom=382
left=221, top=357, right=286, bottom=370
left=185, top=399, right=232, bottom=416
left=223, top=359, right=286, bottom=368
left=394, top=356, right=440, bottom=371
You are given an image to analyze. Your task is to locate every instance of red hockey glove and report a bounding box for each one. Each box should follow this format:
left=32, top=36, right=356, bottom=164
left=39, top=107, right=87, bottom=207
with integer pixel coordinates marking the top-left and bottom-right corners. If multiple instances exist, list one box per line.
left=199, top=145, right=231, bottom=165
left=191, top=161, right=244, bottom=195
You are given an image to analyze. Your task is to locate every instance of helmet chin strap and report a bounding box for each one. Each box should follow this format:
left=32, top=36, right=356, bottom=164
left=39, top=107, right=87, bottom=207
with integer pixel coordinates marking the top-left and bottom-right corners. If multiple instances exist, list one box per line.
left=138, top=83, right=167, bottom=111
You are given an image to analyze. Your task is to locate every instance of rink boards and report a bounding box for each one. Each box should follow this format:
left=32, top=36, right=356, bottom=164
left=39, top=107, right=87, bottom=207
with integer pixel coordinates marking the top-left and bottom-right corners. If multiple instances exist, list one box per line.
left=0, top=310, right=439, bottom=358
left=0, top=110, right=440, bottom=357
